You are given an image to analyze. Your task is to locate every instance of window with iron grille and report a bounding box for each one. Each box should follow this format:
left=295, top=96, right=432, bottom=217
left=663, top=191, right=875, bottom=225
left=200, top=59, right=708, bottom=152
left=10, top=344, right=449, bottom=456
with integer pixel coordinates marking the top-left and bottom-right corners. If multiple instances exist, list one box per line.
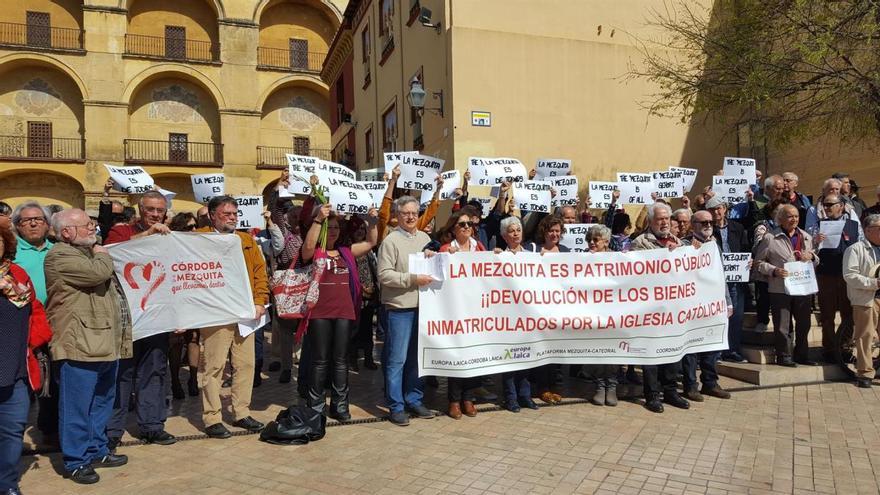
left=290, top=38, right=308, bottom=69
left=382, top=105, right=397, bottom=152
left=165, top=26, right=186, bottom=59
left=26, top=12, right=51, bottom=48
left=27, top=121, right=51, bottom=158
left=293, top=136, right=310, bottom=156
left=169, top=133, right=188, bottom=162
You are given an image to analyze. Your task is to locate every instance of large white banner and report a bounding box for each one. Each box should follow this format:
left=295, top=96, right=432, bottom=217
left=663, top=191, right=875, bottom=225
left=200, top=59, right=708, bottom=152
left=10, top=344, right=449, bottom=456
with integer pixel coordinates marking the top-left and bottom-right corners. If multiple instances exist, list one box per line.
left=107, top=233, right=256, bottom=340
left=418, top=243, right=729, bottom=377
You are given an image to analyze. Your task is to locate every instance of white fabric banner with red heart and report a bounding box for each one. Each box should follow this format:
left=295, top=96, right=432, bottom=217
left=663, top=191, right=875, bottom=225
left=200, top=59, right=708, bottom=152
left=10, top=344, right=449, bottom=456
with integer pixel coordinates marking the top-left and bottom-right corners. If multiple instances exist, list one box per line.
left=107, top=232, right=256, bottom=340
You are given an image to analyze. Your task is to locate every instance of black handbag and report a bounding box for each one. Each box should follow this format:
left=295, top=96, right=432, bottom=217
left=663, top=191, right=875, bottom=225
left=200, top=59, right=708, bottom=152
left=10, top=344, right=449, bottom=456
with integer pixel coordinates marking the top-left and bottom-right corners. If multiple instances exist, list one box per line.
left=259, top=405, right=326, bottom=445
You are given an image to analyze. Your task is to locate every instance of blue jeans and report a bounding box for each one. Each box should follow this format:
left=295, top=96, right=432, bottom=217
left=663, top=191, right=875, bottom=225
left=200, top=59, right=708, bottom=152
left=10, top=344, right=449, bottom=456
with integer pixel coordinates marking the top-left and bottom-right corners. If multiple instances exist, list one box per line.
left=502, top=371, right=531, bottom=403
left=726, top=283, right=746, bottom=355
left=682, top=352, right=721, bottom=390
left=58, top=360, right=118, bottom=472
left=382, top=308, right=423, bottom=413
left=0, top=379, right=29, bottom=491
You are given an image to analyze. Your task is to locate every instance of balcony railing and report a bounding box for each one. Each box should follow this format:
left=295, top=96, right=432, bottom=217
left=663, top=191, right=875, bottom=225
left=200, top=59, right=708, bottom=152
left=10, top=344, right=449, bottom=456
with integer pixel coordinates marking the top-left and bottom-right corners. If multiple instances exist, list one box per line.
left=0, top=136, right=84, bottom=162
left=124, top=139, right=222, bottom=166
left=0, top=22, right=84, bottom=51
left=257, top=47, right=325, bottom=73
left=124, top=33, right=220, bottom=63
left=257, top=146, right=330, bottom=168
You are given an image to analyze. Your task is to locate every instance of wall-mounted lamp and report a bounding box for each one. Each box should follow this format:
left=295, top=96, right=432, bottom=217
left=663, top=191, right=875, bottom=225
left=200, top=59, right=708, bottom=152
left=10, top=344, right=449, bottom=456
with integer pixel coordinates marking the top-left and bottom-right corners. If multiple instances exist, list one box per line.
left=407, top=78, right=444, bottom=118
left=419, top=7, right=441, bottom=34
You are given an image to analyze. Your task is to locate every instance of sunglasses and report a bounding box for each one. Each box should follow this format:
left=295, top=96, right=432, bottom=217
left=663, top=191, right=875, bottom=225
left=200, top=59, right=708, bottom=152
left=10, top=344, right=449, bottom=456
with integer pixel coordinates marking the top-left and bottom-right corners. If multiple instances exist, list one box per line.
left=822, top=202, right=840, bottom=208
left=693, top=220, right=713, bottom=226
left=456, top=221, right=476, bottom=228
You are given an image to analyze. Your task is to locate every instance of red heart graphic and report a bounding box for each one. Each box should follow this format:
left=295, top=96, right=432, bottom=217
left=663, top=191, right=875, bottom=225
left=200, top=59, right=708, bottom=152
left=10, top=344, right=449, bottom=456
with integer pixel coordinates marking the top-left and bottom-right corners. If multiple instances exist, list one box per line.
left=122, top=261, right=166, bottom=310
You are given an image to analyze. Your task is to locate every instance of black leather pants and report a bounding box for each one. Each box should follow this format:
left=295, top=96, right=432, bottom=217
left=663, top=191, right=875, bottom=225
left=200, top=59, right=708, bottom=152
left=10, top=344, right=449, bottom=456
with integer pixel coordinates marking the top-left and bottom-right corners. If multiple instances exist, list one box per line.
left=305, top=318, right=353, bottom=416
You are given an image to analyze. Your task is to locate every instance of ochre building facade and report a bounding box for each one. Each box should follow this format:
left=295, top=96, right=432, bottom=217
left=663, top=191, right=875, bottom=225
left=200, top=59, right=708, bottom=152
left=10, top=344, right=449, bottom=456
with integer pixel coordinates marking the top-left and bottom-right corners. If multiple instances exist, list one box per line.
left=0, top=0, right=347, bottom=213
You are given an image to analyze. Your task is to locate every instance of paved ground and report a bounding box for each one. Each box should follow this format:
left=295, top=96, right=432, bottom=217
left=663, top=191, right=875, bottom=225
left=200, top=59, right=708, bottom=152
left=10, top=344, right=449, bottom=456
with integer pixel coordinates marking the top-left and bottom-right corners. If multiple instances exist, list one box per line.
left=17, top=358, right=880, bottom=495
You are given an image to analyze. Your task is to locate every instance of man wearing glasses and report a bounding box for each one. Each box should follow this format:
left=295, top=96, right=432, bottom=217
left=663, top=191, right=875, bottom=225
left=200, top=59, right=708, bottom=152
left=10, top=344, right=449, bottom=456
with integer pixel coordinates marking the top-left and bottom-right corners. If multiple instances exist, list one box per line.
left=814, top=194, right=861, bottom=363
left=843, top=214, right=880, bottom=388
left=11, top=202, right=57, bottom=444
left=104, top=191, right=177, bottom=450
left=45, top=209, right=132, bottom=484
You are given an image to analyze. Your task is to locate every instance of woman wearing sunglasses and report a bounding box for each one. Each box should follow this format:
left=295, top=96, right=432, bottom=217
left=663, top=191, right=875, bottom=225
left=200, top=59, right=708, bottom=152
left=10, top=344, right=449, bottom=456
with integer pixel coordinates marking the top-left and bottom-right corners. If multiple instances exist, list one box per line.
left=438, top=210, right=485, bottom=418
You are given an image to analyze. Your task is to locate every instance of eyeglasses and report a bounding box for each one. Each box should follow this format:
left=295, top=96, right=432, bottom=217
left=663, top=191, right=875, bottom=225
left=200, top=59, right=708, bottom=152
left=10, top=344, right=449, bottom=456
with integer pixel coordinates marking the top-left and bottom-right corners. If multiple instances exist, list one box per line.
left=456, top=221, right=476, bottom=228
left=693, top=220, right=713, bottom=226
left=69, top=221, right=96, bottom=229
left=822, top=202, right=840, bottom=208
left=142, top=206, right=167, bottom=214
left=398, top=211, right=418, bottom=218
left=17, top=217, right=46, bottom=225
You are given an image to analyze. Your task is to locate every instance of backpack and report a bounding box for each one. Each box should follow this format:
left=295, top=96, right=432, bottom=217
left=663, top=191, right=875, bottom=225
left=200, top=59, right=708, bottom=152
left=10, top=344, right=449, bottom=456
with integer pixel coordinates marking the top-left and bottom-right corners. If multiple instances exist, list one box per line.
left=259, top=405, right=327, bottom=446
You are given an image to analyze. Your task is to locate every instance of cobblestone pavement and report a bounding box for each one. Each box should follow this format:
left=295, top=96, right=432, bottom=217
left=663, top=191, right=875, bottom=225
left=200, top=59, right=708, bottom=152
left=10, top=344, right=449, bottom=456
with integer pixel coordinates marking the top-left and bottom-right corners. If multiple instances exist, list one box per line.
left=16, top=360, right=880, bottom=495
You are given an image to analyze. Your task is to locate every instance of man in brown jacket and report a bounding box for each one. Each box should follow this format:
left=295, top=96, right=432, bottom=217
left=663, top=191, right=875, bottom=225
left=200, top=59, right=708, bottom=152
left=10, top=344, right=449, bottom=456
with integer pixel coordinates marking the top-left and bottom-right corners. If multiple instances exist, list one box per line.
left=196, top=196, right=269, bottom=438
left=45, top=208, right=132, bottom=484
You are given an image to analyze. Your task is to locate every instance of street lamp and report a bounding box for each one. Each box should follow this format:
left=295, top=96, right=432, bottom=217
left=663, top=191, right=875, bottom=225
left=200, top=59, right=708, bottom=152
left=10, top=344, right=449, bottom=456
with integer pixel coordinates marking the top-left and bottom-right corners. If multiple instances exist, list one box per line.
left=407, top=78, right=444, bottom=118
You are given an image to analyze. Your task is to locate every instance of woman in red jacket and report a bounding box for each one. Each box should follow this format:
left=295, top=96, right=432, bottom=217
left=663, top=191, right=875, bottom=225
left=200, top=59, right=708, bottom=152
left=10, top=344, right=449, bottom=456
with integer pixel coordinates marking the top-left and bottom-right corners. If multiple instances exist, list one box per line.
left=0, top=225, right=52, bottom=493
left=438, top=211, right=485, bottom=419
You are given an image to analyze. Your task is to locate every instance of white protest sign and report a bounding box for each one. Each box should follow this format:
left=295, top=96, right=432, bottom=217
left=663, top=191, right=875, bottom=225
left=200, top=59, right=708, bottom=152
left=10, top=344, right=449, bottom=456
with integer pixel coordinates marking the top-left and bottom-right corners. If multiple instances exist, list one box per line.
left=158, top=188, right=176, bottom=210
left=547, top=176, right=579, bottom=207
left=420, top=170, right=461, bottom=205
left=107, top=232, right=256, bottom=340
left=191, top=173, right=225, bottom=203
left=285, top=154, right=319, bottom=196
left=783, top=261, right=818, bottom=296
left=652, top=170, right=684, bottom=198
left=818, top=220, right=845, bottom=250
left=589, top=181, right=617, bottom=210
left=398, top=153, right=443, bottom=192
left=325, top=178, right=374, bottom=215
left=408, top=252, right=448, bottom=281
left=513, top=181, right=551, bottom=213
left=723, top=157, right=757, bottom=185
left=235, top=196, right=263, bottom=230
left=359, top=181, right=388, bottom=207
left=468, top=157, right=527, bottom=186
left=559, top=223, right=596, bottom=253
left=104, top=164, right=155, bottom=194
left=316, top=160, right=357, bottom=183
left=616, top=173, right=654, bottom=205
left=418, top=243, right=729, bottom=377
left=712, top=176, right=750, bottom=204
left=535, top=159, right=571, bottom=180
left=384, top=151, right=417, bottom=176
left=722, top=253, right=751, bottom=282
left=669, top=167, right=698, bottom=193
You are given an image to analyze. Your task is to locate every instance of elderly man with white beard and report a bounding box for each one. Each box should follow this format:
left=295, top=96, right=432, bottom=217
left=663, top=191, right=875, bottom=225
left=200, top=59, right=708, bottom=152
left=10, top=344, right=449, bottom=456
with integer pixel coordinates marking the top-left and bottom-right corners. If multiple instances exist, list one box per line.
left=681, top=209, right=734, bottom=402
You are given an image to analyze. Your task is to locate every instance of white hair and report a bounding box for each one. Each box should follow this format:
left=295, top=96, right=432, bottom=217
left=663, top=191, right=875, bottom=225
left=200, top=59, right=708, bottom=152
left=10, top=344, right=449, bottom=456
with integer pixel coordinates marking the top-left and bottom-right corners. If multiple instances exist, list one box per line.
left=50, top=208, right=81, bottom=235
left=783, top=172, right=799, bottom=181
left=394, top=195, right=419, bottom=212
left=764, top=175, right=782, bottom=189
left=588, top=224, right=611, bottom=241
left=823, top=178, right=841, bottom=192
left=864, top=214, right=880, bottom=228
left=672, top=208, right=692, bottom=220
left=646, top=202, right=672, bottom=221
left=499, top=215, right=522, bottom=233
left=773, top=204, right=798, bottom=224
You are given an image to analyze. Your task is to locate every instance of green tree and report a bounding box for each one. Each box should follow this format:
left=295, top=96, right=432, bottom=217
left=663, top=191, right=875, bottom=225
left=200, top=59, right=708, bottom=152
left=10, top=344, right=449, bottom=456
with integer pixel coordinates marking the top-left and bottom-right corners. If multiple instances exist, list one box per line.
left=631, top=0, right=880, bottom=146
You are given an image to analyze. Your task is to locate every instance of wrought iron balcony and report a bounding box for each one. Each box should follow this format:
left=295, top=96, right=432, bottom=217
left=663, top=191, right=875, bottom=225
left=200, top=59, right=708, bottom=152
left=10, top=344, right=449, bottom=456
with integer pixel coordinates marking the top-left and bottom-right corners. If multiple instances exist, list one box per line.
left=257, top=146, right=330, bottom=169
left=257, top=46, right=325, bottom=73
left=0, top=136, right=84, bottom=162
left=124, top=33, right=220, bottom=63
left=124, top=139, right=222, bottom=167
left=0, top=22, right=84, bottom=52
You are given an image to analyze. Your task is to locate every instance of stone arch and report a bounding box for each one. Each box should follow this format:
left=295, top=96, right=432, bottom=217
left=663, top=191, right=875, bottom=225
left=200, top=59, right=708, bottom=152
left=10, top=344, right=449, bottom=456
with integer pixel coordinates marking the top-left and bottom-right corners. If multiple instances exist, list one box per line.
left=0, top=169, right=85, bottom=208
left=253, top=0, right=342, bottom=25
left=0, top=53, right=89, bottom=101
left=123, top=64, right=226, bottom=109
left=258, top=81, right=331, bottom=152
left=255, top=76, right=327, bottom=113
left=123, top=0, right=225, bottom=19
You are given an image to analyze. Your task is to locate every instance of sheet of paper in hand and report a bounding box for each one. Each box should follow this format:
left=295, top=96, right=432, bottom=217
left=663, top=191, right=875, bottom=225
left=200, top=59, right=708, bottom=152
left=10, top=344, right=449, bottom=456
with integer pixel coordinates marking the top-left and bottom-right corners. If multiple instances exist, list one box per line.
left=468, top=157, right=527, bottom=186
left=548, top=176, right=578, bottom=207
left=398, top=153, right=443, bottom=192
left=420, top=170, right=461, bottom=205
left=105, top=164, right=155, bottom=194
left=558, top=223, right=596, bottom=253
left=285, top=154, right=319, bottom=196
left=589, top=181, right=617, bottom=209
left=616, top=173, right=654, bottom=205
left=359, top=181, right=388, bottom=207
left=535, top=159, right=571, bottom=180
left=235, top=196, right=263, bottom=229
left=652, top=170, right=684, bottom=198
left=191, top=173, right=225, bottom=203
left=325, top=178, right=374, bottom=215
left=669, top=166, right=698, bottom=193
left=722, top=157, right=757, bottom=186
left=513, top=180, right=551, bottom=213
left=722, top=253, right=751, bottom=282
left=712, top=176, right=750, bottom=204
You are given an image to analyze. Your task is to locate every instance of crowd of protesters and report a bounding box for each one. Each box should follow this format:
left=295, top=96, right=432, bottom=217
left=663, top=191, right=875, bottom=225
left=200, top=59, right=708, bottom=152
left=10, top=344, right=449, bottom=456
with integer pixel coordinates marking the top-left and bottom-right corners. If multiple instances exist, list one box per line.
left=0, top=164, right=878, bottom=492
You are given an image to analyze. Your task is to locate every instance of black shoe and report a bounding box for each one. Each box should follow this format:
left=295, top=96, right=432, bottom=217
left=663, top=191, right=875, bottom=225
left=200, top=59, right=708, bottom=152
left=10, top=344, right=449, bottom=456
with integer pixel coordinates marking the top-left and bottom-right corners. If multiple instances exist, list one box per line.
left=794, top=359, right=819, bottom=366
left=856, top=378, right=873, bottom=388
left=663, top=391, right=690, bottom=409
left=187, top=376, right=199, bottom=397
left=233, top=416, right=265, bottom=432
left=69, top=465, right=99, bottom=484
left=644, top=398, right=664, bottom=413
left=171, top=382, right=185, bottom=400
left=363, top=358, right=378, bottom=370
left=107, top=436, right=121, bottom=454
left=268, top=361, right=281, bottom=372
left=625, top=369, right=642, bottom=385
left=329, top=409, right=352, bottom=422
left=388, top=411, right=410, bottom=426
left=279, top=369, right=292, bottom=384
left=205, top=423, right=232, bottom=439
left=406, top=404, right=436, bottom=419
left=141, top=430, right=177, bottom=445
left=777, top=357, right=797, bottom=368
left=505, top=401, right=521, bottom=413
left=93, top=453, right=128, bottom=468
left=518, top=398, right=539, bottom=410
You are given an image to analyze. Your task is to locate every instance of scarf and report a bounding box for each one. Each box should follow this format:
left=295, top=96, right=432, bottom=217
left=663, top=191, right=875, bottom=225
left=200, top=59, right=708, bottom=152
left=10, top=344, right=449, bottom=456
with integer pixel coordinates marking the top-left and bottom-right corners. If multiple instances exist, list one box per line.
left=0, top=260, right=31, bottom=309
